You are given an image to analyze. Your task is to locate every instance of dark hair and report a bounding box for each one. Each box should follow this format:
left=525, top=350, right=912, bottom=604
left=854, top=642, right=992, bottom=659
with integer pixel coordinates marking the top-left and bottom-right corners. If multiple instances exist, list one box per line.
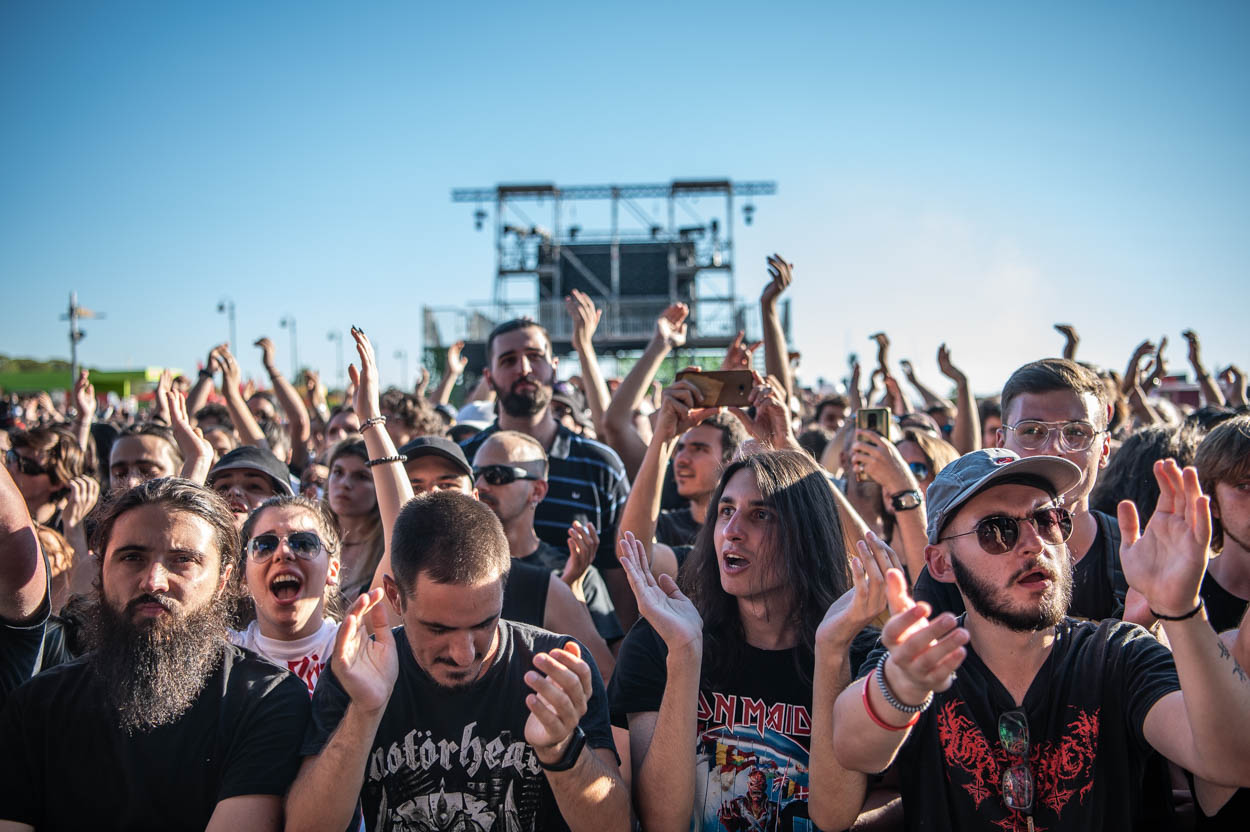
left=1186, top=405, right=1238, bottom=433
left=236, top=494, right=345, bottom=622
left=978, top=398, right=1002, bottom=424
left=90, top=477, right=239, bottom=580
left=389, top=491, right=511, bottom=596
left=1001, top=359, right=1109, bottom=428
left=679, top=450, right=850, bottom=686
left=815, top=396, right=848, bottom=422
left=256, top=418, right=290, bottom=459
left=11, top=426, right=86, bottom=488
left=117, top=423, right=185, bottom=466
left=380, top=389, right=442, bottom=435
left=797, top=427, right=834, bottom=462
left=193, top=403, right=231, bottom=427
left=486, top=318, right=551, bottom=363
left=696, top=411, right=750, bottom=464
left=1196, top=415, right=1250, bottom=551
left=248, top=391, right=278, bottom=410
left=1090, top=425, right=1202, bottom=530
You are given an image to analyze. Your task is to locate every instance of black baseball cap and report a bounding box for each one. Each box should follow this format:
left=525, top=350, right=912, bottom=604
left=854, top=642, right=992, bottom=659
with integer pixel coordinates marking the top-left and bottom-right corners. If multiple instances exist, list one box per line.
left=397, top=435, right=473, bottom=479
left=207, top=446, right=293, bottom=496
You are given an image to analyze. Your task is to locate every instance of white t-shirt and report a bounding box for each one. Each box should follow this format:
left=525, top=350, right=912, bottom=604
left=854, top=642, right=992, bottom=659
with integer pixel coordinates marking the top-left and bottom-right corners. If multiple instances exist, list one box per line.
left=229, top=618, right=340, bottom=695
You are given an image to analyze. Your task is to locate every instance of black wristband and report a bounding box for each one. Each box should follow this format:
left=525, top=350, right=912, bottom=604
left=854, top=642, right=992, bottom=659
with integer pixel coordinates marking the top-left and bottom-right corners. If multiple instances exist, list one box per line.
left=538, top=726, right=586, bottom=772
left=1149, top=600, right=1204, bottom=622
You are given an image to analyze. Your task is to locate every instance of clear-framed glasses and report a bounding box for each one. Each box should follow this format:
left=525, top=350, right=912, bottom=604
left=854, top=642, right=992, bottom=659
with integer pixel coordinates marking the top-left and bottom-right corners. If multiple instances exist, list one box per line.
left=939, top=506, right=1073, bottom=555
left=1002, top=419, right=1103, bottom=452
left=999, top=709, right=1034, bottom=829
left=246, top=531, right=326, bottom=562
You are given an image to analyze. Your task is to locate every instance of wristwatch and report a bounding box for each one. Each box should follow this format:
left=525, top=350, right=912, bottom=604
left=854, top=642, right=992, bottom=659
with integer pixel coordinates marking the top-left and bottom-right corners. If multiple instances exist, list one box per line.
left=890, top=489, right=922, bottom=512
left=538, top=726, right=586, bottom=772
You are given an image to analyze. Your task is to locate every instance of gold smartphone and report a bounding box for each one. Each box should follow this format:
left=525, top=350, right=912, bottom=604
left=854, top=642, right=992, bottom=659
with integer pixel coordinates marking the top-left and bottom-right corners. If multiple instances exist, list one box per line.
left=675, top=370, right=754, bottom=407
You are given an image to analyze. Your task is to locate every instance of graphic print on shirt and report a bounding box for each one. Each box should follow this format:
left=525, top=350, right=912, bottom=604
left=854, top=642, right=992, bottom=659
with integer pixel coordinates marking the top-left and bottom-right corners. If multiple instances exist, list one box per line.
left=694, top=690, right=814, bottom=831
left=935, top=699, right=1100, bottom=830
left=286, top=652, right=327, bottom=694
left=365, top=721, right=547, bottom=832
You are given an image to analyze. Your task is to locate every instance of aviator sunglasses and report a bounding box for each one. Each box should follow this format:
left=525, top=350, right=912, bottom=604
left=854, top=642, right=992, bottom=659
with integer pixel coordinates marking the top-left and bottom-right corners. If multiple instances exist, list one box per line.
left=472, top=464, right=541, bottom=486
left=939, top=506, right=1073, bottom=555
left=246, top=531, right=327, bottom=562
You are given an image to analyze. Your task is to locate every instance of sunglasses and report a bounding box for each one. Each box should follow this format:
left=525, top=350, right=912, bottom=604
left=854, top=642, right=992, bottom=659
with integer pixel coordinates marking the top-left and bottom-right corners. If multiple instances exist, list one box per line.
left=999, top=709, right=1034, bottom=826
left=939, top=506, right=1073, bottom=555
left=5, top=449, right=49, bottom=477
left=472, top=465, right=540, bottom=486
left=907, top=461, right=930, bottom=480
left=1002, top=419, right=1103, bottom=452
left=246, top=531, right=326, bottom=562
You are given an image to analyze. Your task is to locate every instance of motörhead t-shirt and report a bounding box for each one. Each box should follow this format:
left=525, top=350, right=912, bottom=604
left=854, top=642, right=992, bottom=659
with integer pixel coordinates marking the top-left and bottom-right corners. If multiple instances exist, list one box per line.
left=858, top=617, right=1179, bottom=831
left=609, top=617, right=878, bottom=832
left=302, top=620, right=615, bottom=832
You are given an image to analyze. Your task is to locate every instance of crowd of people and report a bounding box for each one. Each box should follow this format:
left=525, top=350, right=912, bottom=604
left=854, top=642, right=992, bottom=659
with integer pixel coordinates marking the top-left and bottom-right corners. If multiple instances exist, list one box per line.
left=1, top=261, right=1248, bottom=831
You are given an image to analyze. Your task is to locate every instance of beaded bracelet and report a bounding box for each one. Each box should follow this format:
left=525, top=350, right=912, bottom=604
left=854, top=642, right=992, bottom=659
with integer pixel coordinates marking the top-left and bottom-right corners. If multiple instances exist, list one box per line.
left=875, top=652, right=934, bottom=714
left=360, top=416, right=386, bottom=434
left=364, top=454, right=407, bottom=468
left=862, top=673, right=919, bottom=731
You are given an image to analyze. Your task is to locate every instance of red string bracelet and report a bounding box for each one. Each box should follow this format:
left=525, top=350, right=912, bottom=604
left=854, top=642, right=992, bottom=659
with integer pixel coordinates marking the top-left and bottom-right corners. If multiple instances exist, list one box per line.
left=862, top=670, right=921, bottom=731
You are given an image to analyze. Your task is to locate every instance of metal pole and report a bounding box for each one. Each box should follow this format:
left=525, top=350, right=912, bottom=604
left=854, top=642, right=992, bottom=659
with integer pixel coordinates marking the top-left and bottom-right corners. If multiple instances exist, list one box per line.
left=68, top=292, right=79, bottom=381
left=217, top=298, right=236, bottom=350
left=394, top=349, right=408, bottom=389
left=281, top=316, right=299, bottom=378
left=327, top=330, right=344, bottom=390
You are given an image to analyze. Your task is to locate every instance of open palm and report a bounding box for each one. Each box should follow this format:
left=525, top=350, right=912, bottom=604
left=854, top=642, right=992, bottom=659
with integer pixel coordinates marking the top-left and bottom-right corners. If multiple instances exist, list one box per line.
left=618, top=532, right=702, bottom=651
left=332, top=588, right=399, bottom=712
left=1118, top=459, right=1211, bottom=617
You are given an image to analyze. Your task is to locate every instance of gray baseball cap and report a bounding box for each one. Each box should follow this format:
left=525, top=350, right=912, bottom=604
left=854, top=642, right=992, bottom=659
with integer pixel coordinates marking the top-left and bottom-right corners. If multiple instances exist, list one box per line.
left=924, top=448, right=1082, bottom=544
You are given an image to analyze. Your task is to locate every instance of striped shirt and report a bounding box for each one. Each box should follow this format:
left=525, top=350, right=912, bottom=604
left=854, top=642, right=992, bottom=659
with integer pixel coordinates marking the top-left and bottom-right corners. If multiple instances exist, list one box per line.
left=461, top=423, right=630, bottom=570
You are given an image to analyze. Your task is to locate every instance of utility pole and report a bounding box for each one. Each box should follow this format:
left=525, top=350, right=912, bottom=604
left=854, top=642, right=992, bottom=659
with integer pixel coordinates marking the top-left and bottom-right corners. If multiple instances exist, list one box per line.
left=60, top=292, right=104, bottom=381
left=394, top=349, right=409, bottom=390
left=280, top=316, right=299, bottom=379
left=327, top=330, right=344, bottom=390
left=217, top=298, right=237, bottom=350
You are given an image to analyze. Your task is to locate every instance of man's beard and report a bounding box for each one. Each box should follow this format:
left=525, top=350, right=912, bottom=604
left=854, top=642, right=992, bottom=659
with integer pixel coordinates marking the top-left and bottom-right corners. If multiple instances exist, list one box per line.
left=950, top=552, right=1073, bottom=633
left=87, top=591, right=231, bottom=734
left=492, top=376, right=551, bottom=418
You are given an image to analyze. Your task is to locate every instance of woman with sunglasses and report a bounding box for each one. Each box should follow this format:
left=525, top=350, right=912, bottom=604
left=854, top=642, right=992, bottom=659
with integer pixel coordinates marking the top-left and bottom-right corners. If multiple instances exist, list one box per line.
left=231, top=495, right=342, bottom=695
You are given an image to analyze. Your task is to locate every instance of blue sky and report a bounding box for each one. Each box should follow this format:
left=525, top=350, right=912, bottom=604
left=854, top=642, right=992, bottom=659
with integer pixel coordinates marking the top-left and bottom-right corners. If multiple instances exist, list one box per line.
left=2, top=1, right=1247, bottom=395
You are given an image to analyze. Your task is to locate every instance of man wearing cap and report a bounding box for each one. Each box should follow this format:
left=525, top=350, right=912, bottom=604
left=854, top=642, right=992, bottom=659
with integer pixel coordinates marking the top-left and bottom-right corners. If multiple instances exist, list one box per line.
left=459, top=319, right=631, bottom=624
left=207, top=445, right=293, bottom=529
left=913, top=358, right=1128, bottom=621
left=831, top=449, right=1250, bottom=830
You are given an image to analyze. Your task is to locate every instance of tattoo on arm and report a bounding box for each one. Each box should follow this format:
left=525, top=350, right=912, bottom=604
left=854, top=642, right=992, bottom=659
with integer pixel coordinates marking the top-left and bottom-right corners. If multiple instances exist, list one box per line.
left=1217, top=639, right=1249, bottom=683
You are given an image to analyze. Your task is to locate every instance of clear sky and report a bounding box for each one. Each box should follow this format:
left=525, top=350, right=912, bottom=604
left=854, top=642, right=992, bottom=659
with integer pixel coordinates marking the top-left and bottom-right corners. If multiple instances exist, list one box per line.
left=2, top=1, right=1247, bottom=395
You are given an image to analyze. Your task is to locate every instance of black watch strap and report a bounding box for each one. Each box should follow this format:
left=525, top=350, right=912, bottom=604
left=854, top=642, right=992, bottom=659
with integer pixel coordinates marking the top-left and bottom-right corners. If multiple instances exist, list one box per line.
left=890, top=489, right=923, bottom=511
left=538, top=726, right=586, bottom=772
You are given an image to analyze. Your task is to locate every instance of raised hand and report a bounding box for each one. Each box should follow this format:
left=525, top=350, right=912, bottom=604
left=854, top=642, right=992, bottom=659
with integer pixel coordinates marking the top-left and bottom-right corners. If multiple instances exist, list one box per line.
left=761, top=254, right=793, bottom=306
left=524, top=641, right=593, bottom=762
left=348, top=326, right=382, bottom=422
left=563, top=521, right=598, bottom=600
left=331, top=588, right=398, bottom=713
left=212, top=344, right=242, bottom=388
left=870, top=332, right=891, bottom=372
left=899, top=359, right=916, bottom=381
left=655, top=303, right=689, bottom=350
left=728, top=375, right=793, bottom=450
left=414, top=366, right=430, bottom=397
left=153, top=368, right=173, bottom=426
left=618, top=532, right=703, bottom=652
left=654, top=373, right=721, bottom=444
left=254, top=337, right=278, bottom=372
left=166, top=389, right=214, bottom=483
left=817, top=531, right=901, bottom=649
left=721, top=331, right=762, bottom=371
left=565, top=289, right=602, bottom=349
left=879, top=569, right=968, bottom=703
left=445, top=340, right=468, bottom=377
left=72, top=370, right=95, bottom=422
left=936, top=343, right=965, bottom=385
left=851, top=430, right=917, bottom=495
left=62, top=475, right=99, bottom=530
left=1118, top=459, right=1211, bottom=618
left=1054, top=324, right=1079, bottom=359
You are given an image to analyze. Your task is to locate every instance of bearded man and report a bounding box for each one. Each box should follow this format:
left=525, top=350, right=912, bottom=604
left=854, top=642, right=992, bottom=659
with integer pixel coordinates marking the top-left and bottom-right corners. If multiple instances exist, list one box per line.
left=0, top=478, right=309, bottom=832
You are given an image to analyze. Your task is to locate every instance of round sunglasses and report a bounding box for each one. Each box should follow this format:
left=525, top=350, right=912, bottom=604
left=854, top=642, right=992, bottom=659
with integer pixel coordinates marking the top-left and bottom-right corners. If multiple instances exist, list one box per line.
left=472, top=464, right=541, bottom=486
left=246, top=531, right=327, bottom=562
left=939, top=506, right=1073, bottom=555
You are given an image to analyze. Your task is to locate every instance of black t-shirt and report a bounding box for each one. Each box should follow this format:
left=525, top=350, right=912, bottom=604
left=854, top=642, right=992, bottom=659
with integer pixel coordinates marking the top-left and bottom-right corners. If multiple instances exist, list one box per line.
left=609, top=618, right=877, bottom=831
left=857, top=617, right=1180, bottom=831
left=913, top=509, right=1127, bottom=621
left=656, top=506, right=702, bottom=548
left=0, top=643, right=310, bottom=830
left=521, top=541, right=624, bottom=644
left=501, top=559, right=552, bottom=628
left=302, top=621, right=616, bottom=832
left=1200, top=571, right=1249, bottom=633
